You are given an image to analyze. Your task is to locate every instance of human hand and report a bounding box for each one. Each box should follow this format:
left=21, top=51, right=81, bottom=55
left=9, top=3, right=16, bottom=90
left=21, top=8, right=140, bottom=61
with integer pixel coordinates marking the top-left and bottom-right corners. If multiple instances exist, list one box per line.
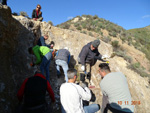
left=81, top=65, right=85, bottom=71
left=102, top=55, right=109, bottom=60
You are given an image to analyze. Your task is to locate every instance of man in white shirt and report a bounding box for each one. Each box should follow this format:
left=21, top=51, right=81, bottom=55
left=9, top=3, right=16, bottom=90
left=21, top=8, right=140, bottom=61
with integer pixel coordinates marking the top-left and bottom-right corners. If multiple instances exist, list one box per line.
left=60, top=68, right=100, bottom=113
left=99, top=63, right=134, bottom=113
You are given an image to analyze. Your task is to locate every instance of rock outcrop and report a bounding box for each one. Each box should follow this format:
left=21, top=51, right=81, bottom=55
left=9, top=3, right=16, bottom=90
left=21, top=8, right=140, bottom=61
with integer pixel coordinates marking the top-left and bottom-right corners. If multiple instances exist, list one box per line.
left=0, top=6, right=150, bottom=113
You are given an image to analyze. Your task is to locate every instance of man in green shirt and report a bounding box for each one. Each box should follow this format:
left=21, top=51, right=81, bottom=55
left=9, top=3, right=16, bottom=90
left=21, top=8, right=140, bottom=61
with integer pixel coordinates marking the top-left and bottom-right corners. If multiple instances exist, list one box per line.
left=28, top=45, right=52, bottom=81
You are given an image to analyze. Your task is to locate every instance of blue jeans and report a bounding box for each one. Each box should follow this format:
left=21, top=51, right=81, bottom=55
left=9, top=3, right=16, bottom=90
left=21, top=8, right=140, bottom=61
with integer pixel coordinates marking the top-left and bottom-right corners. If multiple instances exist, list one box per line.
left=84, top=104, right=100, bottom=113
left=55, top=59, right=68, bottom=82
left=40, top=52, right=52, bottom=81
left=61, top=104, right=99, bottom=113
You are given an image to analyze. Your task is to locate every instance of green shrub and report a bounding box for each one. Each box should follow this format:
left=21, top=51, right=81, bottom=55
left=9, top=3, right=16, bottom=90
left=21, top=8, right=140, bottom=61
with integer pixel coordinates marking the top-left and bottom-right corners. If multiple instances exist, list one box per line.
left=48, top=21, right=53, bottom=26
left=120, top=36, right=126, bottom=43
left=74, top=23, right=80, bottom=27
left=102, top=36, right=111, bottom=43
left=20, top=11, right=28, bottom=17
left=115, top=50, right=132, bottom=63
left=82, top=30, right=87, bottom=34
left=93, top=15, right=99, bottom=19
left=81, top=23, right=86, bottom=29
left=100, top=31, right=103, bottom=36
left=111, top=40, right=119, bottom=48
left=77, top=26, right=82, bottom=30
left=109, top=31, right=117, bottom=37
left=127, top=62, right=150, bottom=78
left=62, top=23, right=70, bottom=29
left=89, top=32, right=93, bottom=37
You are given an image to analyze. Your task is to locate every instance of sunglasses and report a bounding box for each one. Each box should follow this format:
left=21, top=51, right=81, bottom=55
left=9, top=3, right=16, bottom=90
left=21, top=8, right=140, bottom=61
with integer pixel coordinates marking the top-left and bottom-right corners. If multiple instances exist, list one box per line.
left=37, top=7, right=41, bottom=9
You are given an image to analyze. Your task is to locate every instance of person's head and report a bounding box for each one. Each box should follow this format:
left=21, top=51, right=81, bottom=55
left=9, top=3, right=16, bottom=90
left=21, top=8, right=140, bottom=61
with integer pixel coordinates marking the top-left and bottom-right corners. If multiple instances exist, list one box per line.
left=67, top=68, right=77, bottom=83
left=91, top=39, right=100, bottom=51
left=28, top=47, right=33, bottom=54
left=50, top=41, right=55, bottom=48
left=44, top=34, right=48, bottom=40
left=36, top=4, right=41, bottom=11
left=99, top=63, right=111, bottom=78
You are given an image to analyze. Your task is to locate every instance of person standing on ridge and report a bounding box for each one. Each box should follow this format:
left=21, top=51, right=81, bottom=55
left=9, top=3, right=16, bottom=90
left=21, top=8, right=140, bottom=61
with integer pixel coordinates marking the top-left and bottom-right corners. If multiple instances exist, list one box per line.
left=60, top=68, right=100, bottom=113
left=17, top=71, right=55, bottom=113
left=32, top=4, right=43, bottom=21
left=78, top=39, right=106, bottom=83
left=55, top=47, right=70, bottom=82
left=28, top=45, right=52, bottom=81
left=98, top=63, right=134, bottom=113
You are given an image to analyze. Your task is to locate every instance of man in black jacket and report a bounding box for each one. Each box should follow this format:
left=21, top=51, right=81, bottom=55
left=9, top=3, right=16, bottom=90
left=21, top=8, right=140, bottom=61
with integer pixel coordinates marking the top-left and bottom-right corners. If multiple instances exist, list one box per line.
left=78, top=39, right=105, bottom=83
left=32, top=4, right=43, bottom=21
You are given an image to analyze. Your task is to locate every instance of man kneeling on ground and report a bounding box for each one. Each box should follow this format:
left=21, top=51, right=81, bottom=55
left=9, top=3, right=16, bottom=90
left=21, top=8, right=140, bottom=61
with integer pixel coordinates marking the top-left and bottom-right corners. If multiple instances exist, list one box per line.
left=60, top=68, right=100, bottom=113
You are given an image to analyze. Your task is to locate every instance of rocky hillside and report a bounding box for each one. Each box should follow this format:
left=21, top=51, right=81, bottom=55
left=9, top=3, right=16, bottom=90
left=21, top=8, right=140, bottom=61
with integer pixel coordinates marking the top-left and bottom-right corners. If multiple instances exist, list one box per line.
left=57, top=15, right=150, bottom=62
left=0, top=6, right=150, bottom=113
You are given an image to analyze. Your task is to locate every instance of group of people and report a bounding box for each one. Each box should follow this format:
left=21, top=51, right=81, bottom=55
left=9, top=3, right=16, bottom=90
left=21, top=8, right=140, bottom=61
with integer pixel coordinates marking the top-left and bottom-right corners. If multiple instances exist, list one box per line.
left=0, top=2, right=134, bottom=113
left=17, top=36, right=134, bottom=113
left=17, top=35, right=134, bottom=113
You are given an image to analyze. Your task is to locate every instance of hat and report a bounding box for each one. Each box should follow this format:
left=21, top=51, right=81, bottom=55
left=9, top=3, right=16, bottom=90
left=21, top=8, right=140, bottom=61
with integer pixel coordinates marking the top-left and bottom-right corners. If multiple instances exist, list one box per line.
left=91, top=39, right=100, bottom=48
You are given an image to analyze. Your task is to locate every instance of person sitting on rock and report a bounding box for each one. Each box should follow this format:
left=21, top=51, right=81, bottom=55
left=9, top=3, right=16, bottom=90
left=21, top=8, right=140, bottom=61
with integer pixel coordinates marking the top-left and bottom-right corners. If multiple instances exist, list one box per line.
left=55, top=47, right=70, bottom=82
left=28, top=45, right=52, bottom=82
left=32, top=4, right=43, bottom=21
left=17, top=71, right=55, bottom=113
left=98, top=63, right=134, bottom=113
left=78, top=39, right=106, bottom=84
left=60, top=68, right=100, bottom=113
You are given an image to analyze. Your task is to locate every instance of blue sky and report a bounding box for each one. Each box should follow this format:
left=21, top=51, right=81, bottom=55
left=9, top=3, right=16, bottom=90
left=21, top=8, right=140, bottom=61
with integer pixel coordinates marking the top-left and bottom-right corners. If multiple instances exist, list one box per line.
left=8, top=0, right=150, bottom=30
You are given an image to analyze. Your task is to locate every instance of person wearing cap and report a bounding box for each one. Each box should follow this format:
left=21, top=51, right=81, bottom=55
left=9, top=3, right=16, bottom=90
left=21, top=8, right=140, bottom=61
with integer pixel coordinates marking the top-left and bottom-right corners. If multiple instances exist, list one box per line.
left=32, top=4, right=43, bottom=21
left=78, top=39, right=105, bottom=83
left=17, top=71, right=55, bottom=113
left=98, top=63, right=134, bottom=113
left=28, top=45, right=52, bottom=82
left=60, top=68, right=100, bottom=113
left=55, top=47, right=70, bottom=82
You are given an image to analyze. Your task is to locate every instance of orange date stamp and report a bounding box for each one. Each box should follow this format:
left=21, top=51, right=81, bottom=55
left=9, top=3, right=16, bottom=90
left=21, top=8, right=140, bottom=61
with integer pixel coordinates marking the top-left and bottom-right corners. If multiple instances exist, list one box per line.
left=118, top=101, right=141, bottom=105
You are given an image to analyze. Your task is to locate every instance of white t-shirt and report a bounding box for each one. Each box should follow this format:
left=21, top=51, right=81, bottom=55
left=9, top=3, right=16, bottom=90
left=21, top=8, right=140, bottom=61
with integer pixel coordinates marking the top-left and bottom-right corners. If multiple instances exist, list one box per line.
left=60, top=83, right=91, bottom=113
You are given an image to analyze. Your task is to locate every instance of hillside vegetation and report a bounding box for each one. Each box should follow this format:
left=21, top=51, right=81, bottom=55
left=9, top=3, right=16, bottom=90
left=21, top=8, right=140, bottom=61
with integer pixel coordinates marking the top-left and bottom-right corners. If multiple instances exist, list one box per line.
left=57, top=15, right=150, bottom=60
left=57, top=15, right=150, bottom=79
left=127, top=26, right=150, bottom=60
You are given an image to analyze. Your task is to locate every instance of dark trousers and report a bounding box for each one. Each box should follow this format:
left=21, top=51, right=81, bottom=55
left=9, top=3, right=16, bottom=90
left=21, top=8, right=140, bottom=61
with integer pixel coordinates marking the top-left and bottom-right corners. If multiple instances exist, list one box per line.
left=15, top=103, right=51, bottom=113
